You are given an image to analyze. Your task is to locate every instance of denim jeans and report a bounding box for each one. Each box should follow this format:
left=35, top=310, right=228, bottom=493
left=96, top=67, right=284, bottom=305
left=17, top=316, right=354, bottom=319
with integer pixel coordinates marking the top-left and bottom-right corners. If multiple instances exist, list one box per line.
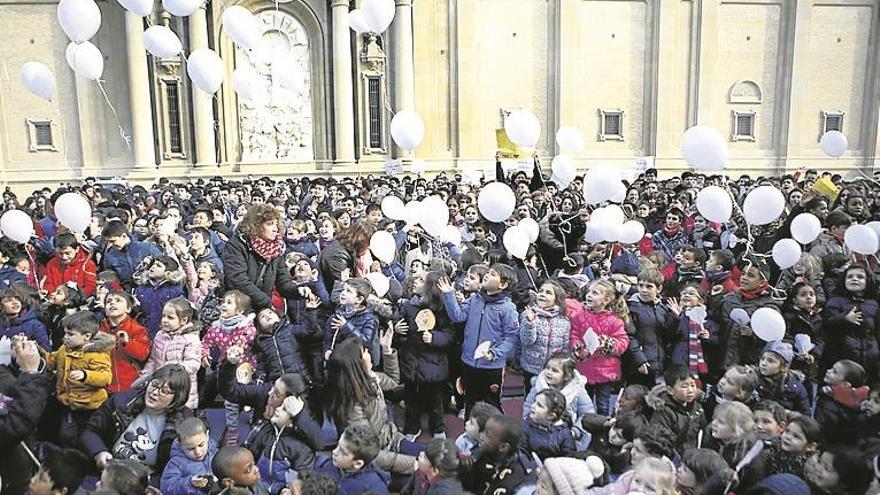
left=587, top=381, right=621, bottom=417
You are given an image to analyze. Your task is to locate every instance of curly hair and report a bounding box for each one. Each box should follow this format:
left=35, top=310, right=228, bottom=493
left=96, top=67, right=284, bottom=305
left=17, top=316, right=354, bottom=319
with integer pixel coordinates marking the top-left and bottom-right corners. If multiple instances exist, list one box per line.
left=336, top=221, right=375, bottom=256
left=238, top=204, right=283, bottom=240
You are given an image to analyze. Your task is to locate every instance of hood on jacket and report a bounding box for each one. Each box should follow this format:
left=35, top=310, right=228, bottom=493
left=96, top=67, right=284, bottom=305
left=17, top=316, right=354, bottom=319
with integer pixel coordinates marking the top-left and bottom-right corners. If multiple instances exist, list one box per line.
left=132, top=256, right=187, bottom=287
left=646, top=384, right=703, bottom=412
left=82, top=331, right=117, bottom=353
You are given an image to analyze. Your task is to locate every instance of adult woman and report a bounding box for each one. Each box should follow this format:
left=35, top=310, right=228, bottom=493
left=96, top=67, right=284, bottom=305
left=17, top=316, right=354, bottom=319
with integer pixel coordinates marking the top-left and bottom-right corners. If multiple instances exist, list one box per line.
left=80, top=364, right=193, bottom=476
left=317, top=216, right=338, bottom=251
left=317, top=221, right=375, bottom=287
left=223, top=204, right=308, bottom=310
left=325, top=332, right=423, bottom=474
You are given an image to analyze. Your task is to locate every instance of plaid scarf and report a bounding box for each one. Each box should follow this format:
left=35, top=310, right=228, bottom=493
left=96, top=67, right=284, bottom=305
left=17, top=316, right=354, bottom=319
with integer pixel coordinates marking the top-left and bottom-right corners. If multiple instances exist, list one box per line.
left=251, top=235, right=285, bottom=262
left=687, top=319, right=708, bottom=378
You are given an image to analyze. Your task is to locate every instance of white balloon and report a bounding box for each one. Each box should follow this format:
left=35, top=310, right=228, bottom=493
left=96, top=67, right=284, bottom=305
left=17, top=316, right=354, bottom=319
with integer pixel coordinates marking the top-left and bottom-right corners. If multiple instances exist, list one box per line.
left=584, top=222, right=604, bottom=244
left=618, top=221, right=645, bottom=245
left=364, top=272, right=390, bottom=298
left=820, top=131, right=847, bottom=158
left=187, top=49, right=224, bottom=94
left=65, top=42, right=104, bottom=80
left=231, top=67, right=260, bottom=102
left=419, top=196, right=449, bottom=236
left=592, top=205, right=625, bottom=226
left=503, top=226, right=530, bottom=259
left=57, top=0, right=101, bottom=43
left=582, top=164, right=623, bottom=205
left=751, top=308, right=786, bottom=342
left=772, top=239, right=802, bottom=270
left=743, top=186, right=785, bottom=226
left=348, top=9, right=371, bottom=34
left=54, top=193, right=92, bottom=233
left=439, top=225, right=462, bottom=246
left=117, top=0, right=152, bottom=16
left=681, top=125, right=729, bottom=171
left=369, top=231, right=396, bottom=264
left=222, top=6, right=262, bottom=51
left=362, top=0, right=395, bottom=33
left=866, top=221, right=880, bottom=242
left=504, top=109, right=541, bottom=148
left=610, top=183, right=627, bottom=203
left=381, top=196, right=406, bottom=221
left=270, top=57, right=305, bottom=93
left=790, top=213, right=822, bottom=245
left=143, top=25, right=182, bottom=58
left=20, top=62, right=56, bottom=99
left=519, top=218, right=539, bottom=243
left=162, top=0, right=201, bottom=17
left=390, top=111, right=425, bottom=151
left=695, top=186, right=733, bottom=223
left=844, top=224, right=879, bottom=255
left=551, top=155, right=577, bottom=189
left=478, top=182, right=516, bottom=223
left=555, top=126, right=585, bottom=153
left=0, top=210, right=34, bottom=244
left=403, top=200, right=424, bottom=226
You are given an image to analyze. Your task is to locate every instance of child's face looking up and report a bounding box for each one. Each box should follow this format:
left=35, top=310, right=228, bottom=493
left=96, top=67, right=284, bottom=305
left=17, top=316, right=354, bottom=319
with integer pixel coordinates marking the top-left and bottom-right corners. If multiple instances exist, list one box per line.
left=464, top=270, right=483, bottom=292
left=48, top=286, right=68, bottom=306
left=257, top=309, right=280, bottom=332
left=863, top=391, right=880, bottom=416
left=753, top=411, right=783, bottom=440
left=225, top=450, right=261, bottom=486
left=529, top=394, right=555, bottom=423
left=181, top=432, right=209, bottom=461
left=331, top=436, right=361, bottom=471
left=219, top=295, right=243, bottom=318
left=148, top=260, right=168, bottom=280
left=338, top=284, right=363, bottom=307
left=679, top=286, right=702, bottom=309
left=679, top=251, right=698, bottom=269
left=481, top=269, right=505, bottom=294
left=15, top=258, right=29, bottom=275
left=759, top=352, right=786, bottom=377
left=105, top=294, right=130, bottom=319
left=544, top=361, right=566, bottom=387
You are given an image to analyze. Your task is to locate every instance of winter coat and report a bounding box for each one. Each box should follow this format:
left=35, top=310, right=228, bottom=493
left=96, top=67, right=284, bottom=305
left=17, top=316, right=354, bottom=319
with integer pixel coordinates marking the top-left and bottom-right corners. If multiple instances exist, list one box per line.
left=192, top=246, right=224, bottom=273
left=522, top=370, right=595, bottom=425
left=249, top=419, right=318, bottom=494
left=809, top=232, right=847, bottom=262
left=442, top=290, right=519, bottom=370
left=223, top=232, right=304, bottom=310
left=401, top=474, right=464, bottom=495
left=714, top=289, right=782, bottom=370
left=648, top=390, right=707, bottom=452
left=323, top=306, right=379, bottom=365
left=822, top=295, right=880, bottom=375
left=202, top=314, right=258, bottom=367
left=0, top=309, right=50, bottom=351
left=103, top=239, right=162, bottom=287
left=625, top=295, right=671, bottom=373
left=133, top=271, right=185, bottom=339
left=43, top=331, right=114, bottom=410
left=99, top=316, right=151, bottom=393
left=755, top=373, right=810, bottom=415
left=253, top=322, right=309, bottom=382
left=666, top=309, right=720, bottom=367
left=651, top=228, right=688, bottom=260
left=517, top=307, right=571, bottom=375
left=571, top=310, right=629, bottom=384
left=0, top=366, right=52, bottom=495
left=0, top=265, right=26, bottom=289
left=160, top=438, right=218, bottom=495
left=80, top=388, right=193, bottom=472
left=44, top=248, right=98, bottom=297
left=399, top=297, right=455, bottom=383
left=520, top=418, right=577, bottom=460
left=466, top=450, right=537, bottom=495
left=783, top=306, right=824, bottom=383
left=815, top=384, right=869, bottom=446
left=313, top=456, right=391, bottom=495
left=139, top=325, right=201, bottom=409
left=316, top=239, right=355, bottom=288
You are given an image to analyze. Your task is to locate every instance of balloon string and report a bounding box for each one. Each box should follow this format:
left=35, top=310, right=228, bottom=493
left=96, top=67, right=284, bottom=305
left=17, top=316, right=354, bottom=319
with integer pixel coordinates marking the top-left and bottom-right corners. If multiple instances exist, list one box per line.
left=96, top=80, right=132, bottom=150
left=722, top=174, right=754, bottom=256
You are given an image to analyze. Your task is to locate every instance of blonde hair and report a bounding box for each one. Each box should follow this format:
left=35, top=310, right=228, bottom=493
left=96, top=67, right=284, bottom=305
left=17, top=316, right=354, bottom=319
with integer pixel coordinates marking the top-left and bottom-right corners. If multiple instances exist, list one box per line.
left=591, top=279, right=629, bottom=323
left=632, top=457, right=677, bottom=495
left=712, top=401, right=754, bottom=438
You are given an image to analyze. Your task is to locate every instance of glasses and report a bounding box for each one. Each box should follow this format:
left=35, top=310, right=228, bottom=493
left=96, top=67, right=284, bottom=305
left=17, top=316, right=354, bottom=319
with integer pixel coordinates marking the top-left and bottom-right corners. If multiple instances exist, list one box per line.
left=147, top=381, right=173, bottom=397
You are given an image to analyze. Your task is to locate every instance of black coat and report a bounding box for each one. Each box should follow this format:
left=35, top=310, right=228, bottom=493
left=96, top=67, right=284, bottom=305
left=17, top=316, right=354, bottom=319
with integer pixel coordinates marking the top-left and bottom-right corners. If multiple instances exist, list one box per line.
left=0, top=366, right=52, bottom=494
left=398, top=297, right=455, bottom=383
left=223, top=232, right=302, bottom=310
left=253, top=322, right=310, bottom=382
left=823, top=295, right=880, bottom=377
left=316, top=239, right=354, bottom=289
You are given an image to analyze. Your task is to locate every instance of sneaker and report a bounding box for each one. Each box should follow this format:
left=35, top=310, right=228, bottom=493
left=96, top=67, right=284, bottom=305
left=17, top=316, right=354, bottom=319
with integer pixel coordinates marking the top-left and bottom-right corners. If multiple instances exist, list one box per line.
left=432, top=431, right=447, bottom=439
left=405, top=430, right=421, bottom=442
left=225, top=427, right=240, bottom=446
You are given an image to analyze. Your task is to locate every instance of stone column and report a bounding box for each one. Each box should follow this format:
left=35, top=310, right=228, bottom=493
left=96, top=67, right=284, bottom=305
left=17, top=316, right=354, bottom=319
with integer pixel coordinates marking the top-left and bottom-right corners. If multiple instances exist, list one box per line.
left=124, top=11, right=156, bottom=168
left=331, top=0, right=355, bottom=164
left=189, top=5, right=217, bottom=166
left=391, top=0, right=414, bottom=158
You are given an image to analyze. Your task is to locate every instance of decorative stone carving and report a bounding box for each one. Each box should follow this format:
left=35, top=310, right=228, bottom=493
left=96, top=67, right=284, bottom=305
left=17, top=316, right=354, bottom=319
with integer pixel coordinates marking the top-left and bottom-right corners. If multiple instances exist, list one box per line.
left=237, top=10, right=313, bottom=162
left=360, top=33, right=386, bottom=75
left=729, top=80, right=763, bottom=104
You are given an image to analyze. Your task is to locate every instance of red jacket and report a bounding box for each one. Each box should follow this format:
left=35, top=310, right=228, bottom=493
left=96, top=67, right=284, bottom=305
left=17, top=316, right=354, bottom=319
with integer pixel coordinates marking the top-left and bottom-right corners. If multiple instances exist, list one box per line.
left=98, top=317, right=151, bottom=393
left=44, top=248, right=97, bottom=297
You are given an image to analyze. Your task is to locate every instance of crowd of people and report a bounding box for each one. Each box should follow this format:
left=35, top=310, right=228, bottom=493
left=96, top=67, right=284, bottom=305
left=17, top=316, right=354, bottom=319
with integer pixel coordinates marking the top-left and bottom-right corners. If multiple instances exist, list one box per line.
left=1, top=164, right=880, bottom=495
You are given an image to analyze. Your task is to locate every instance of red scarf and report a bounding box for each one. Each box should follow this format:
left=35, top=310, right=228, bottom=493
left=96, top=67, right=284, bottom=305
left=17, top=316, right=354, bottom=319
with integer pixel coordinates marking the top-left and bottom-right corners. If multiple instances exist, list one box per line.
left=739, top=282, right=769, bottom=301
left=663, top=224, right=681, bottom=237
left=251, top=235, right=285, bottom=262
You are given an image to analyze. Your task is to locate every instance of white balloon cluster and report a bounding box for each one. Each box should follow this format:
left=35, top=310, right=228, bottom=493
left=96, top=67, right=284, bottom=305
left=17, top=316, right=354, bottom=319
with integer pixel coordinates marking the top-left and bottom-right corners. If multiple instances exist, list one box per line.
left=584, top=205, right=643, bottom=244
left=349, top=0, right=396, bottom=34
left=582, top=164, right=625, bottom=206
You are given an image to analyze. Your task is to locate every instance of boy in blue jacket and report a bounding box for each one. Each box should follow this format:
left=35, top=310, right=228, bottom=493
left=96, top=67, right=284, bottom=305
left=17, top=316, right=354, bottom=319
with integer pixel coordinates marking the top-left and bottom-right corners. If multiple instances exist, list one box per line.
left=313, top=424, right=391, bottom=495
left=161, top=417, right=219, bottom=494
left=438, top=263, right=519, bottom=417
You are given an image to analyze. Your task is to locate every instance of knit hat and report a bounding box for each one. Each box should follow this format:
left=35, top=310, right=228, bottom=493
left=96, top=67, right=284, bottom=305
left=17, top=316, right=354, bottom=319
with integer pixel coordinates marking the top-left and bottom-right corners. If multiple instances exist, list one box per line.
left=750, top=473, right=809, bottom=495
left=543, top=458, right=599, bottom=495
left=763, top=340, right=794, bottom=365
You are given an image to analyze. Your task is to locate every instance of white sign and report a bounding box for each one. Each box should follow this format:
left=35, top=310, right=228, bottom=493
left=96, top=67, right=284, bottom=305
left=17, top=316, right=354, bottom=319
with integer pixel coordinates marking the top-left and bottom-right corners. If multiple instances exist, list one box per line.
left=384, top=159, right=404, bottom=176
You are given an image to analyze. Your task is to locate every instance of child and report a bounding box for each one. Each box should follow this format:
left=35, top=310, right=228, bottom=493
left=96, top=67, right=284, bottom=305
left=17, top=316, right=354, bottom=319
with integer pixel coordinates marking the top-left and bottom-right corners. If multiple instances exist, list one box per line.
left=755, top=340, right=809, bottom=415
left=704, top=365, right=759, bottom=420
left=625, top=268, right=671, bottom=387
left=823, top=265, right=879, bottom=378
left=185, top=259, right=222, bottom=317
left=401, top=438, right=463, bottom=495
left=457, top=263, right=488, bottom=298
left=160, top=417, right=219, bottom=495
left=254, top=307, right=310, bottom=383
left=138, top=297, right=201, bottom=409
left=133, top=255, right=186, bottom=339
left=708, top=401, right=765, bottom=491
left=43, top=282, right=85, bottom=350
left=43, top=232, right=97, bottom=298
left=438, top=263, right=519, bottom=416
left=98, top=290, right=150, bottom=393
left=96, top=459, right=156, bottom=494
left=455, top=401, right=501, bottom=456
left=313, top=424, right=391, bottom=495
left=804, top=446, right=874, bottom=495
left=764, top=414, right=820, bottom=479
left=649, top=365, right=706, bottom=454
left=663, top=244, right=706, bottom=296
left=521, top=388, right=577, bottom=460
left=0, top=240, right=26, bottom=289
left=701, top=248, right=737, bottom=299
left=0, top=289, right=50, bottom=350
left=583, top=454, right=676, bottom=495
left=666, top=282, right=718, bottom=388
left=752, top=400, right=787, bottom=442
left=212, top=446, right=270, bottom=495
left=201, top=290, right=258, bottom=446
left=676, top=448, right=729, bottom=495
left=463, top=414, right=537, bottom=495
left=324, top=278, right=379, bottom=365
left=41, top=311, right=113, bottom=447
left=782, top=281, right=823, bottom=397
left=816, top=359, right=869, bottom=445
left=518, top=281, right=571, bottom=398
left=522, top=352, right=594, bottom=449
left=26, top=444, right=92, bottom=495
left=571, top=279, right=630, bottom=416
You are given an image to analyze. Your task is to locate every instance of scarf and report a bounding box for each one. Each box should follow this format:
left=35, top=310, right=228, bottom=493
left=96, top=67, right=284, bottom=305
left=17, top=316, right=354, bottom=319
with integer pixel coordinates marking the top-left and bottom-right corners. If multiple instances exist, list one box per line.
left=251, top=235, right=285, bottom=262
left=662, top=224, right=682, bottom=237
left=214, top=313, right=255, bottom=333
left=318, top=236, right=334, bottom=250
left=739, top=283, right=770, bottom=301
left=687, top=319, right=708, bottom=379
left=677, top=265, right=704, bottom=282
left=706, top=270, right=731, bottom=286
left=532, top=306, right=560, bottom=319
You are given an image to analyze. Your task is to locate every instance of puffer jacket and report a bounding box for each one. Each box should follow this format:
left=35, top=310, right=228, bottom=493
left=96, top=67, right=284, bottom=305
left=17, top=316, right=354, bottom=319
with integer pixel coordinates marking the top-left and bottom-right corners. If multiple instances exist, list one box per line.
left=815, top=384, right=869, bottom=446
left=522, top=369, right=595, bottom=433
left=202, top=314, right=258, bottom=367
left=98, top=316, right=151, bottom=393
left=250, top=419, right=318, bottom=494
left=666, top=309, right=719, bottom=367
left=44, top=247, right=97, bottom=297
left=103, top=239, right=162, bottom=287
left=755, top=372, right=810, bottom=415
left=138, top=324, right=201, bottom=409
left=160, top=438, right=218, bottom=495
left=714, top=289, right=782, bottom=370
left=809, top=231, right=847, bottom=262
left=783, top=306, right=824, bottom=383
left=520, top=417, right=577, bottom=460
left=399, top=297, right=455, bottom=383
left=442, top=290, right=519, bottom=370
left=0, top=309, right=50, bottom=350
left=571, top=310, right=628, bottom=384
left=625, top=294, right=671, bottom=373
left=0, top=365, right=52, bottom=494
left=133, top=269, right=186, bottom=339
left=0, top=265, right=26, bottom=289
left=823, top=295, right=880, bottom=375
left=323, top=306, right=379, bottom=365
left=253, top=321, right=309, bottom=382
left=518, top=306, right=571, bottom=375
left=43, top=331, right=114, bottom=410
left=224, top=233, right=303, bottom=310
left=648, top=389, right=706, bottom=452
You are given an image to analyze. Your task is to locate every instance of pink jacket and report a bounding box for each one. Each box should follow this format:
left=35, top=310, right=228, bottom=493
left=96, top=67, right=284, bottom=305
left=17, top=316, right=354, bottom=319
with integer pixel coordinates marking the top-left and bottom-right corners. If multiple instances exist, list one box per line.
left=201, top=316, right=257, bottom=366
left=139, top=325, right=201, bottom=409
left=583, top=469, right=633, bottom=495
left=570, top=309, right=628, bottom=384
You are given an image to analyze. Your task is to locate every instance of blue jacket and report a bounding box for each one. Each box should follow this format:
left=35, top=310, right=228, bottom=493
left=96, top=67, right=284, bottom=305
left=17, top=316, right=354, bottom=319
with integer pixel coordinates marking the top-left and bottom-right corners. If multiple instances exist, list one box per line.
left=323, top=306, right=379, bottom=365
left=104, top=240, right=162, bottom=287
left=0, top=309, right=50, bottom=350
left=134, top=280, right=184, bottom=339
left=250, top=420, right=317, bottom=495
left=442, top=290, right=518, bottom=369
left=193, top=246, right=224, bottom=274
left=253, top=322, right=310, bottom=382
left=313, top=456, right=390, bottom=495
left=286, top=238, right=319, bottom=259
left=666, top=311, right=719, bottom=368
left=756, top=373, right=810, bottom=415
left=160, top=438, right=218, bottom=495
left=520, top=418, right=577, bottom=461
left=399, top=297, right=455, bottom=383
left=626, top=295, right=672, bottom=372
left=0, top=265, right=25, bottom=289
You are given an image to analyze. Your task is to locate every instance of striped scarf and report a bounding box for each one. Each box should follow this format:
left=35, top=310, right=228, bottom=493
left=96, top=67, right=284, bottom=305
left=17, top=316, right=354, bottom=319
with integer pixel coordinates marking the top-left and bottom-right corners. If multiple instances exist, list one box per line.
left=687, top=319, right=708, bottom=379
